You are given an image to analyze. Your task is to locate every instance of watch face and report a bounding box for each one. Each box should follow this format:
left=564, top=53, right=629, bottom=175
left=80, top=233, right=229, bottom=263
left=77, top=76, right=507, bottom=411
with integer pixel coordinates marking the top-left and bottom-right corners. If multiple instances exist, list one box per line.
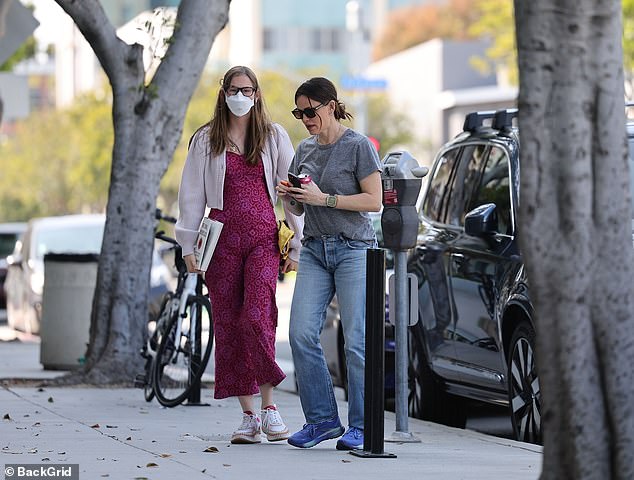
left=326, top=195, right=336, bottom=208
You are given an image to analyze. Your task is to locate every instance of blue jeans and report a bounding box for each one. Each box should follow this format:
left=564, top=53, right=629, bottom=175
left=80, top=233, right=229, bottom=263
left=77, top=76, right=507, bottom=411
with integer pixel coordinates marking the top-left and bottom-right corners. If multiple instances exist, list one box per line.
left=289, top=235, right=375, bottom=429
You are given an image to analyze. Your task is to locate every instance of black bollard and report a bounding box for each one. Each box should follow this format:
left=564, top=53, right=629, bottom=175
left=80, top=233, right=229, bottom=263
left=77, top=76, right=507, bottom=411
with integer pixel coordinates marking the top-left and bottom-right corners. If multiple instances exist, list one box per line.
left=350, top=248, right=396, bottom=458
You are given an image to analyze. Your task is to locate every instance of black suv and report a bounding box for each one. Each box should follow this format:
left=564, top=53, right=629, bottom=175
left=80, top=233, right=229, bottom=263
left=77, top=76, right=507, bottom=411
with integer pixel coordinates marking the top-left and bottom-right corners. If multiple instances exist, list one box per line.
left=408, top=108, right=537, bottom=441
left=407, top=107, right=634, bottom=445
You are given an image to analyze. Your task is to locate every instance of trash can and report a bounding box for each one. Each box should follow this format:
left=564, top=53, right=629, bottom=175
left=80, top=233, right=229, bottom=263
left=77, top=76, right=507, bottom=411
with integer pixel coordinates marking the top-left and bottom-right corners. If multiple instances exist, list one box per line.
left=39, top=253, right=99, bottom=370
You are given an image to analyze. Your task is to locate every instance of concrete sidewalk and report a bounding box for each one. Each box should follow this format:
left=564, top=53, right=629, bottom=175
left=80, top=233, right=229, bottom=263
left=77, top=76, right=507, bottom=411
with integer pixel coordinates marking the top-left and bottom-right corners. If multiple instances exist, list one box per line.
left=0, top=331, right=542, bottom=480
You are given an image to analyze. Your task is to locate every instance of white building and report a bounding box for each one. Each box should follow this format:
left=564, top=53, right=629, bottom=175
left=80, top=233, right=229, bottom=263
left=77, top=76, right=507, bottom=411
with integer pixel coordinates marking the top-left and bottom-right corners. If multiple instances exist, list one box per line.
left=366, top=38, right=517, bottom=163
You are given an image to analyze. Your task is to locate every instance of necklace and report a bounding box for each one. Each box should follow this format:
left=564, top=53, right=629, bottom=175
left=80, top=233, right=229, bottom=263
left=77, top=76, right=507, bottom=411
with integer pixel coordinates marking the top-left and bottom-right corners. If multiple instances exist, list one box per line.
left=318, top=124, right=346, bottom=145
left=227, top=138, right=241, bottom=154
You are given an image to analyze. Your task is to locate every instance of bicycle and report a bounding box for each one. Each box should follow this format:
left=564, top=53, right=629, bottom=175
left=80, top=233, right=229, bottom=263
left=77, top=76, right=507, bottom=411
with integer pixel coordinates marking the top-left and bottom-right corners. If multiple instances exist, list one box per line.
left=135, top=209, right=214, bottom=407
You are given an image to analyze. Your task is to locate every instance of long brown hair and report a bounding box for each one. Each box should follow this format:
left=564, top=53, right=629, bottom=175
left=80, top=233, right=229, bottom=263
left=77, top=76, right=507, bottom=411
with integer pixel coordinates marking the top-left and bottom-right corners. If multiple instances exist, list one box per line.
left=207, top=66, right=272, bottom=166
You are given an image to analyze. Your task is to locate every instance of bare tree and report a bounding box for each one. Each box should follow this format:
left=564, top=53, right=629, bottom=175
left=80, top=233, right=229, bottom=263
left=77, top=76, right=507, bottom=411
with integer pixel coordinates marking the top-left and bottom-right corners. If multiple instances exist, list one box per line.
left=52, top=0, right=229, bottom=384
left=514, top=0, right=634, bottom=478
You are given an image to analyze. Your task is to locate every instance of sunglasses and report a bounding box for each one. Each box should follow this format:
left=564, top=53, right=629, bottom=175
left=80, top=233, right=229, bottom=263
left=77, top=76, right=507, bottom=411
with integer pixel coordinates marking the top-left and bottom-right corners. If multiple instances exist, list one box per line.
left=291, top=103, right=325, bottom=120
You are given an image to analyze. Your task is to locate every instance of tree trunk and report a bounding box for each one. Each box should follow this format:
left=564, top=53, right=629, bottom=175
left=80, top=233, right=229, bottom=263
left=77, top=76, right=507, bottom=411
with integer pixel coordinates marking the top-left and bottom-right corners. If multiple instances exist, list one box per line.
left=514, top=0, right=634, bottom=478
left=51, top=0, right=229, bottom=384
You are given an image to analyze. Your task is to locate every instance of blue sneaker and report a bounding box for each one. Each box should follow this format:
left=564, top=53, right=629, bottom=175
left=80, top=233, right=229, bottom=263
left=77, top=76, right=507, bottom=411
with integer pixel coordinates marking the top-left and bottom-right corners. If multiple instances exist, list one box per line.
left=287, top=418, right=344, bottom=448
left=336, top=426, right=364, bottom=450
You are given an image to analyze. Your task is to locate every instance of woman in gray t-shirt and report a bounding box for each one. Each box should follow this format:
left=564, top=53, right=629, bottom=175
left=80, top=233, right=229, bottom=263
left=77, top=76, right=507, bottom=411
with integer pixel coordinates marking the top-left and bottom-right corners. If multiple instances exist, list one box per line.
left=276, top=77, right=382, bottom=451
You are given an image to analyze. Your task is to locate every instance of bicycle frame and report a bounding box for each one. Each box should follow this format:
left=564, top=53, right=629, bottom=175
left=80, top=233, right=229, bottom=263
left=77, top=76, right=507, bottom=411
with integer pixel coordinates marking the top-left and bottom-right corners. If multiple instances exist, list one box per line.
left=166, top=272, right=199, bottom=364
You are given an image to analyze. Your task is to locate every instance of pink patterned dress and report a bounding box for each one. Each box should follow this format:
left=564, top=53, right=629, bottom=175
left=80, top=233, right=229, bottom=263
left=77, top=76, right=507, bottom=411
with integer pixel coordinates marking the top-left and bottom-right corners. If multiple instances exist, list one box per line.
left=204, top=151, right=286, bottom=399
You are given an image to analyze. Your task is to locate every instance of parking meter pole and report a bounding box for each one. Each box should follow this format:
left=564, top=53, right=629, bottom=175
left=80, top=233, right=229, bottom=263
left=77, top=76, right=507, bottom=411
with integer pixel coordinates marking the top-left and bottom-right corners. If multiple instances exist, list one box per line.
left=350, top=248, right=396, bottom=459
left=393, top=250, right=409, bottom=434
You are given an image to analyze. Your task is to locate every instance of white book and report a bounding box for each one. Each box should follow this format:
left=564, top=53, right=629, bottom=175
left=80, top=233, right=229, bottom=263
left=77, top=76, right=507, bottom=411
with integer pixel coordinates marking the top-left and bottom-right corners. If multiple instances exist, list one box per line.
left=193, top=217, right=224, bottom=272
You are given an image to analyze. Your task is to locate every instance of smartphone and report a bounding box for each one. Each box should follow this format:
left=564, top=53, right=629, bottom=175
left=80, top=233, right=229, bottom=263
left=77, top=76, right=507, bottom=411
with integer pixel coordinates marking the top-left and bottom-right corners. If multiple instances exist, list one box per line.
left=288, top=172, right=303, bottom=188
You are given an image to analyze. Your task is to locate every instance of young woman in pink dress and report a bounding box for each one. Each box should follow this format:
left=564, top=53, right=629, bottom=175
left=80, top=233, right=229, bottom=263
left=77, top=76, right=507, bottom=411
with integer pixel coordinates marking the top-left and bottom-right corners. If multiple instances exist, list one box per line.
left=175, top=66, right=303, bottom=444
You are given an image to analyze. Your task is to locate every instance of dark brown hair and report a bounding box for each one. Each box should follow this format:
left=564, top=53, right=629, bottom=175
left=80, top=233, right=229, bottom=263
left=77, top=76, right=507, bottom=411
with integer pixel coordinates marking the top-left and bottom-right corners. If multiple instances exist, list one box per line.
left=294, top=77, right=353, bottom=122
left=207, top=66, right=272, bottom=165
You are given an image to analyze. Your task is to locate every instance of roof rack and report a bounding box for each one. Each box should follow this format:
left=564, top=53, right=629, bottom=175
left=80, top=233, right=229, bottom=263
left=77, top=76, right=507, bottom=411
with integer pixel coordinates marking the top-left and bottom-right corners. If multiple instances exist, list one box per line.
left=493, top=108, right=518, bottom=130
left=463, top=111, right=496, bottom=132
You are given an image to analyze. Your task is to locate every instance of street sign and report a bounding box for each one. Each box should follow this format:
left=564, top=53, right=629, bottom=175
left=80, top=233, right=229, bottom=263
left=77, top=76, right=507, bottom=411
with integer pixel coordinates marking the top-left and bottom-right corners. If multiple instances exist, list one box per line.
left=341, top=75, right=388, bottom=91
left=0, top=0, right=39, bottom=66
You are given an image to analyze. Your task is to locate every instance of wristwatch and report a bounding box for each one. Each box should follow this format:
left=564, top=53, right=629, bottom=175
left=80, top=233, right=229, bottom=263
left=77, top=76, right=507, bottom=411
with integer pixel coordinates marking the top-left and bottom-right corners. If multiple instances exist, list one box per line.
left=326, top=194, right=338, bottom=208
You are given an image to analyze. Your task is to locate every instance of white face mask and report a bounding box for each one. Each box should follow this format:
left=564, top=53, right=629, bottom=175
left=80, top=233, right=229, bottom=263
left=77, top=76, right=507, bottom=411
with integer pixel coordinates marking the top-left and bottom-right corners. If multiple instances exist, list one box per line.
left=226, top=92, right=255, bottom=117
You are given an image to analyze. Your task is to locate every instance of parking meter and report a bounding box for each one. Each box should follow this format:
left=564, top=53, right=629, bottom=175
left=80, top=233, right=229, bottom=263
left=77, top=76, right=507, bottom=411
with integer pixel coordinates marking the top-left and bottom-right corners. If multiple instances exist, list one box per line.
left=379, top=150, right=428, bottom=444
left=380, top=151, right=427, bottom=250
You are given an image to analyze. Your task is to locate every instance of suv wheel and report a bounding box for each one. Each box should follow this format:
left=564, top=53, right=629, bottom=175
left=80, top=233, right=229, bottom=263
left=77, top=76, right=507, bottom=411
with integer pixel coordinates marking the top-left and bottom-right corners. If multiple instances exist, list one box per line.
left=507, top=321, right=541, bottom=444
left=408, top=328, right=467, bottom=428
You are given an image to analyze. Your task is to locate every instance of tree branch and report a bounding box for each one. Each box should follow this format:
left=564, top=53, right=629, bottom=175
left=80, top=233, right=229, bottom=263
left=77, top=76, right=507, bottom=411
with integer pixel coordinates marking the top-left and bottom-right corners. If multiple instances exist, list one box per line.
left=151, top=0, right=230, bottom=106
left=54, top=0, right=141, bottom=88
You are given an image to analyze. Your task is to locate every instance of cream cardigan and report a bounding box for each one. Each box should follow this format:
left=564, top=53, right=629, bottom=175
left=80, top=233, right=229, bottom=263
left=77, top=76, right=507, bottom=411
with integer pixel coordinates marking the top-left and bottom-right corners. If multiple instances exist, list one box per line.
left=175, top=123, right=304, bottom=262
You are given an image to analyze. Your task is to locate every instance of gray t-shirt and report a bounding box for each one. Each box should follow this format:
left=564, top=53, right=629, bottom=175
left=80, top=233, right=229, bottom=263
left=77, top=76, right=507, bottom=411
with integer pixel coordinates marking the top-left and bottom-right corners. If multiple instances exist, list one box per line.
left=290, top=128, right=382, bottom=241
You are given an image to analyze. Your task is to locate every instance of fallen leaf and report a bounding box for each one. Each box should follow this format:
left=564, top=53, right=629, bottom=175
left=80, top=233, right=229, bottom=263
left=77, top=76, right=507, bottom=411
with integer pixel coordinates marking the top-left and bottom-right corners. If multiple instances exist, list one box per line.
left=105, top=425, right=118, bottom=429
left=58, top=452, right=66, bottom=455
left=222, top=464, right=231, bottom=467
left=90, top=424, right=100, bottom=429
left=41, top=457, right=50, bottom=461
left=203, top=446, right=219, bottom=453
left=33, top=422, right=40, bottom=426
left=47, top=397, right=54, bottom=403
left=126, top=437, right=132, bottom=441
left=3, top=414, right=10, bottom=421
left=159, top=453, right=171, bottom=458
left=146, top=462, right=159, bottom=468
left=342, top=459, right=352, bottom=463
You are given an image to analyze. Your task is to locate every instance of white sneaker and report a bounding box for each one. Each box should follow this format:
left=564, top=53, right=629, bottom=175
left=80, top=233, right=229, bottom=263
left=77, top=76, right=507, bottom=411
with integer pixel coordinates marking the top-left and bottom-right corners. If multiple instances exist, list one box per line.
left=261, top=406, right=290, bottom=441
left=231, top=412, right=261, bottom=444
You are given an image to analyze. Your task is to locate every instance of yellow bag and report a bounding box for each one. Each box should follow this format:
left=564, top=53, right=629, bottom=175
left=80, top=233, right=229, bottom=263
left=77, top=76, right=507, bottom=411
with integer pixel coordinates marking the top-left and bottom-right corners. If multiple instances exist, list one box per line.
left=277, top=219, right=295, bottom=261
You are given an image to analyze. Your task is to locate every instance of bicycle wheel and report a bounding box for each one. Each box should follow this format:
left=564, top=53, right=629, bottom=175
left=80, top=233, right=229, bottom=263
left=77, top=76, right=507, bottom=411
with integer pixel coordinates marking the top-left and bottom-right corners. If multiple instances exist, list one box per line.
left=153, top=294, right=213, bottom=407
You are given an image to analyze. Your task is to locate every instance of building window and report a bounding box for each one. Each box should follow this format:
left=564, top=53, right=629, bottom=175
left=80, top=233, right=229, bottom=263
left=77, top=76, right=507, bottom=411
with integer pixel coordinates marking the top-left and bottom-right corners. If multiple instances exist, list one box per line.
left=263, top=28, right=275, bottom=51
left=262, top=27, right=342, bottom=53
left=310, top=28, right=341, bottom=52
